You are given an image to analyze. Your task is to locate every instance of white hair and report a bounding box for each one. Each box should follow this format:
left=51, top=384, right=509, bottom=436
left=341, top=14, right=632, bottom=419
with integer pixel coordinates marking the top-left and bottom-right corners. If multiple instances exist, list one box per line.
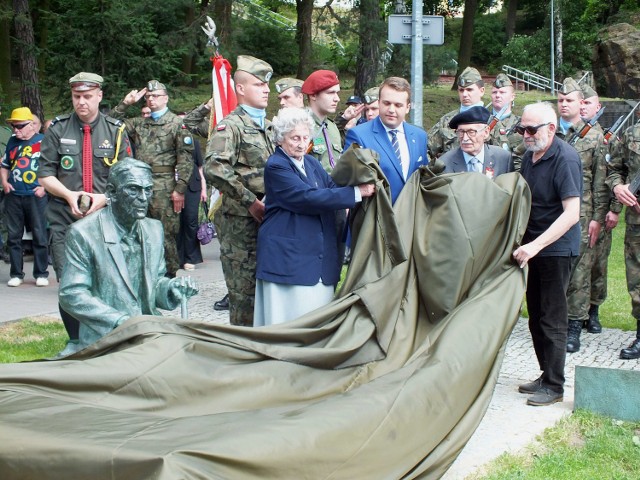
left=522, top=102, right=558, bottom=127
left=272, top=108, right=315, bottom=144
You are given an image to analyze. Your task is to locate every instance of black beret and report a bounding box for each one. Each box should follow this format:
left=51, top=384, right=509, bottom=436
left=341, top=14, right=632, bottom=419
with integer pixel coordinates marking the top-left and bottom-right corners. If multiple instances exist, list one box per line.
left=448, top=106, right=491, bottom=129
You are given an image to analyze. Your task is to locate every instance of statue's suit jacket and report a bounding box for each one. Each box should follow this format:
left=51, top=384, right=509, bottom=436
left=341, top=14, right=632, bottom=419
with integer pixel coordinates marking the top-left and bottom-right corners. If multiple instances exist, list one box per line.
left=59, top=208, right=179, bottom=350
left=344, top=117, right=428, bottom=204
left=441, top=144, right=515, bottom=178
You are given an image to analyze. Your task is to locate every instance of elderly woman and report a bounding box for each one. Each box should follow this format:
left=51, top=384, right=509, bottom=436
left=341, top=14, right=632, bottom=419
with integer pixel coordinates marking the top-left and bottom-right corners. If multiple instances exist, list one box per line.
left=254, top=108, right=375, bottom=326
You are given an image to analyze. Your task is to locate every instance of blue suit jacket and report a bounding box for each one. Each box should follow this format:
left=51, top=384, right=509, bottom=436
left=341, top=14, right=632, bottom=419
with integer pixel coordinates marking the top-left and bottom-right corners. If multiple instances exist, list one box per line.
left=343, top=117, right=428, bottom=204
left=441, top=144, right=514, bottom=178
left=256, top=147, right=356, bottom=286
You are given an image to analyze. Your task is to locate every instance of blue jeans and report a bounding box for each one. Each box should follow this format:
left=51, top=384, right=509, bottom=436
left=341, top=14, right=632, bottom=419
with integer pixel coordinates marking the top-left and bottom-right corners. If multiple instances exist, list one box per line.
left=526, top=255, right=573, bottom=394
left=5, top=193, right=49, bottom=279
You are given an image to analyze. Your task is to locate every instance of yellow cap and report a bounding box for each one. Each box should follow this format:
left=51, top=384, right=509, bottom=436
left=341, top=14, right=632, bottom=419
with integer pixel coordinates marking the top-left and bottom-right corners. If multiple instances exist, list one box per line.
left=6, top=107, right=34, bottom=123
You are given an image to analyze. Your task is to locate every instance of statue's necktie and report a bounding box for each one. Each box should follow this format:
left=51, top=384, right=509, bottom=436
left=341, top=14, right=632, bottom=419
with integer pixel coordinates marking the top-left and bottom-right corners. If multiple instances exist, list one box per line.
left=321, top=123, right=335, bottom=168
left=82, top=124, right=93, bottom=193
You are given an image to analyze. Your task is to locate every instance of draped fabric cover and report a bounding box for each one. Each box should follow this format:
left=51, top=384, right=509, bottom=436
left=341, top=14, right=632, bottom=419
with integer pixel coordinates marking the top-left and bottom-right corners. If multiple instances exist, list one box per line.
left=0, top=147, right=531, bottom=480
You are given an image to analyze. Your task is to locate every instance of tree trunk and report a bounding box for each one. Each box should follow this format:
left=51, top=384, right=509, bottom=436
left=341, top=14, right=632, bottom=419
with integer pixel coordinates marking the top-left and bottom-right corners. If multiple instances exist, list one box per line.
left=13, top=0, right=43, bottom=120
left=453, top=0, right=479, bottom=90
left=354, top=0, right=381, bottom=96
left=296, top=0, right=314, bottom=78
left=554, top=0, right=562, bottom=80
left=212, top=0, right=232, bottom=46
left=505, top=0, right=518, bottom=41
left=0, top=0, right=12, bottom=102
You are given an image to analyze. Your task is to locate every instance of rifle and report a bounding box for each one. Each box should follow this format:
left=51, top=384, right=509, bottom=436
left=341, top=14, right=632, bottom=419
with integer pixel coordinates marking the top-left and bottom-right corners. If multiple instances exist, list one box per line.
left=487, top=104, right=510, bottom=134
left=569, top=107, right=605, bottom=146
left=629, top=169, right=640, bottom=197
left=603, top=101, right=640, bottom=144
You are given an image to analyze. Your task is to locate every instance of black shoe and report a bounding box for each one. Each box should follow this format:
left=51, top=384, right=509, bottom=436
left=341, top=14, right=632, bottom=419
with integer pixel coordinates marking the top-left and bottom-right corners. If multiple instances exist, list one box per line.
left=527, top=387, right=563, bottom=406
left=214, top=294, right=229, bottom=311
left=566, top=320, right=582, bottom=353
left=586, top=305, right=602, bottom=333
left=518, top=375, right=543, bottom=394
left=620, top=338, right=640, bottom=360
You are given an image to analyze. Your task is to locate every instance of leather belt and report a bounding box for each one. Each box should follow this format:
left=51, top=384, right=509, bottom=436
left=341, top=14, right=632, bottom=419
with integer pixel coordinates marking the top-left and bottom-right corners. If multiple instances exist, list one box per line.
left=152, top=166, right=175, bottom=174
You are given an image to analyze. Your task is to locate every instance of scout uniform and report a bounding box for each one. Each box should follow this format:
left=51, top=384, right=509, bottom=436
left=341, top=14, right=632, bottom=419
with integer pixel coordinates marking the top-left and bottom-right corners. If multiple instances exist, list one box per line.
left=556, top=78, right=609, bottom=352
left=38, top=72, right=131, bottom=280
left=204, top=55, right=275, bottom=326
left=487, top=74, right=524, bottom=171
left=111, top=79, right=194, bottom=276
left=428, top=67, right=485, bottom=159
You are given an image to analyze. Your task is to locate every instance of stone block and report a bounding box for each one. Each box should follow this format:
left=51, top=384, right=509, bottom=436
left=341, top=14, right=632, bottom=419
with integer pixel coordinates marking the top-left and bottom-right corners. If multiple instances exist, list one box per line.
left=574, top=366, right=640, bottom=422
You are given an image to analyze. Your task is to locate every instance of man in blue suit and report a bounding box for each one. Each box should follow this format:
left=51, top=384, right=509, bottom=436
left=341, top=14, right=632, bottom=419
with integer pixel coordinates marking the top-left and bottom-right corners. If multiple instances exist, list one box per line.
left=343, top=77, right=428, bottom=204
left=440, top=105, right=514, bottom=179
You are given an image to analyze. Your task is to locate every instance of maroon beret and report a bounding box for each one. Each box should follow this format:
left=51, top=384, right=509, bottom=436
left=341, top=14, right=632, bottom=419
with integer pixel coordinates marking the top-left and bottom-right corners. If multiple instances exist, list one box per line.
left=301, top=70, right=340, bottom=95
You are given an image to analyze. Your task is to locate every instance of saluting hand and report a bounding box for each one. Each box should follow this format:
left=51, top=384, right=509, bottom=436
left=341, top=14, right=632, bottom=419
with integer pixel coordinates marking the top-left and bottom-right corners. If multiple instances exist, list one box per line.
left=123, top=88, right=148, bottom=106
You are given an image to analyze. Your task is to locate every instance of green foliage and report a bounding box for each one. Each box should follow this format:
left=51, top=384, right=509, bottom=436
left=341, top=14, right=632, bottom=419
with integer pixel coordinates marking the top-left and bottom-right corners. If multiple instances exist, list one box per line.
left=471, top=12, right=507, bottom=72
left=384, top=44, right=458, bottom=86
left=480, top=410, right=640, bottom=480
left=501, top=32, right=551, bottom=76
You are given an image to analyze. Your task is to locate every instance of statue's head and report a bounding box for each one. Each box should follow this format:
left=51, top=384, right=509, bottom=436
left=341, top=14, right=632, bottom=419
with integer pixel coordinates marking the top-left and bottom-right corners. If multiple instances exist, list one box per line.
left=106, top=158, right=153, bottom=226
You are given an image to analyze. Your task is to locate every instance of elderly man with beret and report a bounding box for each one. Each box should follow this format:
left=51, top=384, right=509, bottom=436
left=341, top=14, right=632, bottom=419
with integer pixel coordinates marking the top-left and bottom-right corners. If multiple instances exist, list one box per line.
left=429, top=66, right=486, bottom=159
left=440, top=105, right=514, bottom=179
left=204, top=55, right=275, bottom=326
left=275, top=77, right=305, bottom=109
left=38, top=72, right=132, bottom=353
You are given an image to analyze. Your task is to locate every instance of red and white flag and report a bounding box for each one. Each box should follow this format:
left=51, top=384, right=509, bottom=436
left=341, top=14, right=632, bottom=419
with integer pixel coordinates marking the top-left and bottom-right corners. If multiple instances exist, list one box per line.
left=209, top=53, right=237, bottom=135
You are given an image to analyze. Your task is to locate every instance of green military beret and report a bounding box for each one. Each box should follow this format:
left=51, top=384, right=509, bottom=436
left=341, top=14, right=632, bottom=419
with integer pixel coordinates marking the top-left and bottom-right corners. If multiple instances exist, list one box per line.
left=458, top=67, right=483, bottom=87
left=275, top=77, right=303, bottom=94
left=493, top=73, right=512, bottom=88
left=69, top=72, right=103, bottom=91
left=363, top=87, right=379, bottom=104
left=147, top=80, right=167, bottom=92
left=581, top=84, right=598, bottom=99
left=237, top=55, right=273, bottom=83
left=560, top=77, right=581, bottom=95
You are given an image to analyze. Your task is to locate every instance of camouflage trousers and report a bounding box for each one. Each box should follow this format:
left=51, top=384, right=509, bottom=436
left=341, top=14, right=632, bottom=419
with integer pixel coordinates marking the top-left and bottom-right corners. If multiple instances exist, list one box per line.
left=148, top=176, right=181, bottom=276
left=590, top=225, right=613, bottom=306
left=213, top=212, right=258, bottom=327
left=624, top=224, right=640, bottom=320
left=567, top=217, right=596, bottom=322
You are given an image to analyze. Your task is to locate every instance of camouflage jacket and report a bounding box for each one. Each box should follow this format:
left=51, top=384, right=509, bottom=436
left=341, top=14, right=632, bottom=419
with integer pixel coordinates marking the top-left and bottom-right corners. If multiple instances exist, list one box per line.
left=488, top=112, right=524, bottom=172
left=428, top=109, right=459, bottom=159
left=557, top=121, right=608, bottom=224
left=112, top=105, right=193, bottom=194
left=183, top=104, right=211, bottom=139
left=204, top=106, right=275, bottom=217
left=309, top=111, right=342, bottom=172
left=608, top=123, right=640, bottom=223
left=38, top=112, right=131, bottom=194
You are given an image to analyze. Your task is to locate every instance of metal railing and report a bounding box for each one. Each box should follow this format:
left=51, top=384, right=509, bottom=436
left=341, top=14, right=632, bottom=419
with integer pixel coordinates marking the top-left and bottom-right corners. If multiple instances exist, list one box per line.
left=501, top=65, right=562, bottom=92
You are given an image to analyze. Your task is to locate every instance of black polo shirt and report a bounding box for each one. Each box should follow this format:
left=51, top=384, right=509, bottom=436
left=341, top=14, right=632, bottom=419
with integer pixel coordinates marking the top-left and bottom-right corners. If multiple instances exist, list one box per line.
left=520, top=136, right=582, bottom=257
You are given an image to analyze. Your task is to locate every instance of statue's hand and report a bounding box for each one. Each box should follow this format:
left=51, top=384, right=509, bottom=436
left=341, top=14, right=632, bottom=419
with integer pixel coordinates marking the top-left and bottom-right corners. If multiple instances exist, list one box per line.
left=169, top=276, right=199, bottom=301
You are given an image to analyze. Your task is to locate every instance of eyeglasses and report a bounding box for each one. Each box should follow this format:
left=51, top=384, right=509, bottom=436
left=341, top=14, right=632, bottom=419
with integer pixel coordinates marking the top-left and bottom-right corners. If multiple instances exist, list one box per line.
left=515, top=123, right=551, bottom=135
left=455, top=126, right=486, bottom=139
left=144, top=94, right=167, bottom=100
left=11, top=122, right=31, bottom=130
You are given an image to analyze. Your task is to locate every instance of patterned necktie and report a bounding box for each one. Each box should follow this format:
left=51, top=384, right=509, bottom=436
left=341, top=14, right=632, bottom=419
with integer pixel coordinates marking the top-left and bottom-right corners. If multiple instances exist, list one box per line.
left=389, top=129, right=402, bottom=167
left=468, top=157, right=481, bottom=173
left=321, top=122, right=336, bottom=168
left=82, top=124, right=93, bottom=193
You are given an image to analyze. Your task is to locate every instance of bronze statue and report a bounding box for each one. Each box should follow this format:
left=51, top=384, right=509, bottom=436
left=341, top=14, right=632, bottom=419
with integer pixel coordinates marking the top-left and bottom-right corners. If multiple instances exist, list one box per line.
left=58, top=158, right=198, bottom=355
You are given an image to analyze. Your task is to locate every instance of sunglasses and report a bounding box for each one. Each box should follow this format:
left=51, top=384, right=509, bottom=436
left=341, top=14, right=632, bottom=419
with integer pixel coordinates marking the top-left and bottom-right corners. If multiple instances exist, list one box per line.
left=11, top=122, right=31, bottom=130
left=515, top=123, right=551, bottom=135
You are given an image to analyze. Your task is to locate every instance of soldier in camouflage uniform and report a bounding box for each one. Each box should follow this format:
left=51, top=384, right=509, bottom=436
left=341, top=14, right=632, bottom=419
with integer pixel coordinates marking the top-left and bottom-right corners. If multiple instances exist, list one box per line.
left=38, top=72, right=132, bottom=352
left=302, top=70, right=343, bottom=172
left=607, top=111, right=640, bottom=359
left=275, top=77, right=304, bottom=109
left=428, top=67, right=485, bottom=159
left=487, top=74, right=525, bottom=171
left=555, top=78, right=609, bottom=353
left=204, top=55, right=275, bottom=326
left=111, top=80, right=194, bottom=277
left=581, top=84, right=622, bottom=333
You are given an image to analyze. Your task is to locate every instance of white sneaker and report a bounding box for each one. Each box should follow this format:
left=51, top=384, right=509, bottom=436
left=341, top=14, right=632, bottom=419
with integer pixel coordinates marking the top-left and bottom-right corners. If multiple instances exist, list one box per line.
left=7, top=277, right=23, bottom=287
left=36, top=277, right=49, bottom=287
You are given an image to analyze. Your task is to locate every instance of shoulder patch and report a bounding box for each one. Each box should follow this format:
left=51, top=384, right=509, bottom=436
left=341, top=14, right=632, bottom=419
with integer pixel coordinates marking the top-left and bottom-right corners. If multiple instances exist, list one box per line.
left=184, top=136, right=193, bottom=145
left=50, top=113, right=72, bottom=126
left=217, top=125, right=226, bottom=131
left=103, top=115, right=123, bottom=126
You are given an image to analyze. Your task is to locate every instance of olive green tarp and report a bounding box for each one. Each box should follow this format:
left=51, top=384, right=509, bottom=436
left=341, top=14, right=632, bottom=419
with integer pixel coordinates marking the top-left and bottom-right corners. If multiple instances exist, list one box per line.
left=0, top=151, right=531, bottom=480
